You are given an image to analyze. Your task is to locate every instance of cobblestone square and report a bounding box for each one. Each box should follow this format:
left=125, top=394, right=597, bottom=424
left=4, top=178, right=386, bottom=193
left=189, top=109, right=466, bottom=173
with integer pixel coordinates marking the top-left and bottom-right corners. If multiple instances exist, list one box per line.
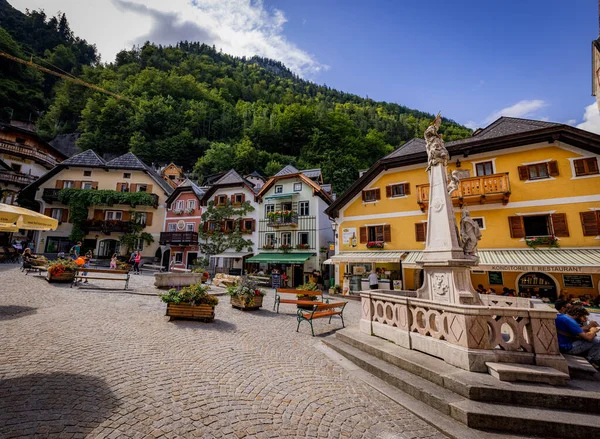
left=0, top=266, right=446, bottom=438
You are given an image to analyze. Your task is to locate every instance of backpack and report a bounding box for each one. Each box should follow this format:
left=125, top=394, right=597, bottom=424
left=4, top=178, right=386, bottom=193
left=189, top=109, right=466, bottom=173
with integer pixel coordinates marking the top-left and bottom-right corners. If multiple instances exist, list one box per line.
left=69, top=245, right=76, bottom=256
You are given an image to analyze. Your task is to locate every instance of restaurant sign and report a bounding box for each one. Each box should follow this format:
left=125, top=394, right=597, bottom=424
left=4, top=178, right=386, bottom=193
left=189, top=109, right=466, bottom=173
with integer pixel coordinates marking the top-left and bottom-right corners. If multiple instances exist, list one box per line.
left=478, top=264, right=600, bottom=274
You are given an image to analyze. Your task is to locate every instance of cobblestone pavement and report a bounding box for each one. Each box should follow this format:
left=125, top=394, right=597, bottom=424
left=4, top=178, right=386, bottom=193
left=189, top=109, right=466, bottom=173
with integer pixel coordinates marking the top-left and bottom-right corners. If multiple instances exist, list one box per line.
left=0, top=266, right=446, bottom=439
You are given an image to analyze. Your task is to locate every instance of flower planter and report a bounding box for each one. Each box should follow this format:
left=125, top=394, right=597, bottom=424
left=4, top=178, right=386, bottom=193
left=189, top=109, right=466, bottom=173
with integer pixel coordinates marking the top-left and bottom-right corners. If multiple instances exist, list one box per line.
left=154, top=272, right=207, bottom=289
left=230, top=295, right=263, bottom=310
left=165, top=303, right=215, bottom=321
left=46, top=271, right=75, bottom=283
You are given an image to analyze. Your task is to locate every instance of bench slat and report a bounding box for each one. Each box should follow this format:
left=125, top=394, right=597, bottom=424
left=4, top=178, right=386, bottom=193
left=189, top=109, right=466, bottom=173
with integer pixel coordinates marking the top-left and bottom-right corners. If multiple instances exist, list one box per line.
left=74, top=276, right=128, bottom=281
left=276, top=288, right=323, bottom=296
left=75, top=268, right=128, bottom=274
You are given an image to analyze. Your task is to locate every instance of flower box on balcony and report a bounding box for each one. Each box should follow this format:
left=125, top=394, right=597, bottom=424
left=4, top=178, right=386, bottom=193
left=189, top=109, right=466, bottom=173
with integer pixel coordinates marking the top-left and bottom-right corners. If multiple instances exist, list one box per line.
left=525, top=236, right=559, bottom=249
left=279, top=244, right=292, bottom=253
left=366, top=241, right=385, bottom=249
left=263, top=244, right=275, bottom=250
left=296, top=243, right=310, bottom=250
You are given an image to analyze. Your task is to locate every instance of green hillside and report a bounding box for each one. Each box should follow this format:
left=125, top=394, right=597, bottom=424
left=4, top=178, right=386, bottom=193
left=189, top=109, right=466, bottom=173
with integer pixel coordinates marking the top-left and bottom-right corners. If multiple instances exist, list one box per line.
left=0, top=1, right=472, bottom=191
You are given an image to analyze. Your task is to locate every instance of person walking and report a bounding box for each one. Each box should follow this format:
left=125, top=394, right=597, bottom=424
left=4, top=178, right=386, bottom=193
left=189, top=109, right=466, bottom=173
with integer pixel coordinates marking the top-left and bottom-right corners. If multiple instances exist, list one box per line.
left=133, top=250, right=142, bottom=275
left=110, top=253, right=118, bottom=270
left=368, top=270, right=379, bottom=290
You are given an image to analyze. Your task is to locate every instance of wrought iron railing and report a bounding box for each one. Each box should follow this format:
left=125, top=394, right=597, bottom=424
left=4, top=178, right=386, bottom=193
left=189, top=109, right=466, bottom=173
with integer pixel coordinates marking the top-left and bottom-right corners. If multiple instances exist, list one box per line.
left=159, top=232, right=199, bottom=245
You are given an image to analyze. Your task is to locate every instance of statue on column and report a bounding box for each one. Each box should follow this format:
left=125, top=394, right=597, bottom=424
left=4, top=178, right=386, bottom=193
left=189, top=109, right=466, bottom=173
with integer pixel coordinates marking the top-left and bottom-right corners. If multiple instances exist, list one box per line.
left=447, top=170, right=461, bottom=194
left=424, top=113, right=449, bottom=171
left=460, top=210, right=482, bottom=257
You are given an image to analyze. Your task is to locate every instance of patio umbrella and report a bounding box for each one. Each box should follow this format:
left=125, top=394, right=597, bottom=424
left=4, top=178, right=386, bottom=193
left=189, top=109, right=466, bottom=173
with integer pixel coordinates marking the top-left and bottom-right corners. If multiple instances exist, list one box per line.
left=0, top=203, right=59, bottom=231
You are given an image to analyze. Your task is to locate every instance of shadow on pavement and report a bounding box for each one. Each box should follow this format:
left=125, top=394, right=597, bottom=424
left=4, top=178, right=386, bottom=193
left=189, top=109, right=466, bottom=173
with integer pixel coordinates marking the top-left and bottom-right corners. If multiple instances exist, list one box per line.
left=169, top=319, right=238, bottom=332
left=0, top=372, right=119, bottom=437
left=0, top=305, right=36, bottom=321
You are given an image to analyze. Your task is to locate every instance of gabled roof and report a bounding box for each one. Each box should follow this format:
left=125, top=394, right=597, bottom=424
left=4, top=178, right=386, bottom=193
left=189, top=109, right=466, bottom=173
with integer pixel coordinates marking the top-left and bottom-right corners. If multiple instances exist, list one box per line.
left=165, top=179, right=205, bottom=207
left=257, top=172, right=333, bottom=205
left=245, top=170, right=266, bottom=181
left=274, top=165, right=299, bottom=176
left=325, top=116, right=600, bottom=218
left=300, top=168, right=323, bottom=182
left=61, top=149, right=106, bottom=167
left=199, top=169, right=257, bottom=203
left=105, top=152, right=147, bottom=170
left=214, top=169, right=246, bottom=185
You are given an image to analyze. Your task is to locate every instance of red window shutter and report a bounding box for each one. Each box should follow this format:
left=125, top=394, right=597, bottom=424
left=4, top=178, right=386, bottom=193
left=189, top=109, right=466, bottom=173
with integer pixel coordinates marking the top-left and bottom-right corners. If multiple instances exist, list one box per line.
left=517, top=166, right=529, bottom=181
left=547, top=160, right=559, bottom=177
left=241, top=194, right=246, bottom=203
left=251, top=219, right=256, bottom=231
left=403, top=183, right=410, bottom=195
left=580, top=212, right=600, bottom=236
left=61, top=209, right=69, bottom=223
left=145, top=212, right=153, bottom=226
left=385, top=186, right=392, bottom=198
left=415, top=223, right=426, bottom=242
left=359, top=227, right=367, bottom=243
left=508, top=216, right=525, bottom=238
left=383, top=224, right=391, bottom=242
left=230, top=195, right=235, bottom=203
left=55, top=180, right=64, bottom=189
left=214, top=196, right=218, bottom=204
left=551, top=213, right=569, bottom=237
left=375, top=188, right=381, bottom=200
left=361, top=190, right=366, bottom=202
left=44, top=208, right=52, bottom=217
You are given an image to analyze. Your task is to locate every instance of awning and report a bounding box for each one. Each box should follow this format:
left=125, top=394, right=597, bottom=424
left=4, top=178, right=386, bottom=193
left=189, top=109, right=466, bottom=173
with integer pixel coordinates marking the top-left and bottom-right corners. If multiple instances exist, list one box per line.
left=401, top=249, right=600, bottom=274
left=264, top=193, right=296, bottom=200
left=330, top=251, right=406, bottom=264
left=246, top=252, right=313, bottom=264
left=212, top=251, right=253, bottom=259
left=323, top=258, right=333, bottom=264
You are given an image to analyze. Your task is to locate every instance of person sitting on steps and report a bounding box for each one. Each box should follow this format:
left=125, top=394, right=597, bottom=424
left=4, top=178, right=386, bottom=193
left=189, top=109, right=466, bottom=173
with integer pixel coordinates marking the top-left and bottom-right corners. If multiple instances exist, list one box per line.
left=555, top=305, right=600, bottom=369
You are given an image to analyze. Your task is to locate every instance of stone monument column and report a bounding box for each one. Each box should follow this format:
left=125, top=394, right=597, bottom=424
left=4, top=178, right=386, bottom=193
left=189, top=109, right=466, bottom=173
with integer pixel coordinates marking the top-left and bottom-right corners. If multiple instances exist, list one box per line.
left=416, top=115, right=481, bottom=305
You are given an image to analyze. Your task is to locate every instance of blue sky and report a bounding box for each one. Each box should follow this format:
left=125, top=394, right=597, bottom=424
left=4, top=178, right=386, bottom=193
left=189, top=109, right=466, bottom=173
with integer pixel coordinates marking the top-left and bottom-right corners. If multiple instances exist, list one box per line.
left=10, top=0, right=600, bottom=132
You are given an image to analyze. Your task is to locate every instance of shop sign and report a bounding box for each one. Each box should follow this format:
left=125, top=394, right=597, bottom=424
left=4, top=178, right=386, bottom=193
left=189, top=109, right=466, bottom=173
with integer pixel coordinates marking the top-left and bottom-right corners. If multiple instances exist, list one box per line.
left=563, top=274, right=594, bottom=288
left=479, top=264, right=600, bottom=274
left=342, top=228, right=356, bottom=245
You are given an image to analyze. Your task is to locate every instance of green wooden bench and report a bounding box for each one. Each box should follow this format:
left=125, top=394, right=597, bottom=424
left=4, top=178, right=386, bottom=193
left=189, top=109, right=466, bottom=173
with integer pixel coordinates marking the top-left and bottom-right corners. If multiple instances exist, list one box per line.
left=296, top=302, right=347, bottom=336
left=72, top=267, right=130, bottom=290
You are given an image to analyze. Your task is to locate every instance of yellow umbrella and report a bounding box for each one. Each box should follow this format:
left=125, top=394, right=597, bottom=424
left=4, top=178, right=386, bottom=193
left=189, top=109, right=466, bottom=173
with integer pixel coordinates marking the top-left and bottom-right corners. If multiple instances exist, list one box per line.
left=0, top=203, right=59, bottom=231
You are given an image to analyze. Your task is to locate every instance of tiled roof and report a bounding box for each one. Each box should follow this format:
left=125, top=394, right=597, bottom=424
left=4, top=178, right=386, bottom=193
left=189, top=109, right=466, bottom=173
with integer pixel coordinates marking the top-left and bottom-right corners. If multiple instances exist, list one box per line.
left=214, top=169, right=246, bottom=186
left=300, top=168, right=322, bottom=179
left=274, top=165, right=299, bottom=176
left=61, top=149, right=106, bottom=167
left=320, top=183, right=332, bottom=194
left=245, top=170, right=265, bottom=180
left=105, top=152, right=148, bottom=170
left=384, top=138, right=427, bottom=159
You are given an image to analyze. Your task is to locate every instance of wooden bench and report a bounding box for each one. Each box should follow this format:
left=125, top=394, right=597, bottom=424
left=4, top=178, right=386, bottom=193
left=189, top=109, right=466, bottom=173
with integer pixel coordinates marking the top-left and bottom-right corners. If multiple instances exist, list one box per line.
left=296, top=302, right=347, bottom=336
left=140, top=263, right=166, bottom=273
left=248, top=275, right=271, bottom=287
left=72, top=267, right=130, bottom=290
left=273, top=288, right=326, bottom=313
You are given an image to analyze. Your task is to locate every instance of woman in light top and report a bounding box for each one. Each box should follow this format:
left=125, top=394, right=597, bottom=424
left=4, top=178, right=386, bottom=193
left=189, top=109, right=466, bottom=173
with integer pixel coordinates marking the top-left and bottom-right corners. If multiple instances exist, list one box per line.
left=110, top=253, right=118, bottom=270
left=368, top=270, right=379, bottom=290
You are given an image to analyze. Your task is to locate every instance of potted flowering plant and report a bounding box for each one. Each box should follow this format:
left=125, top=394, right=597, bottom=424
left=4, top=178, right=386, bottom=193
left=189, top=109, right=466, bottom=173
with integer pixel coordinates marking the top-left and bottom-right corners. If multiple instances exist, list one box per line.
left=279, top=244, right=292, bottom=253
left=296, top=281, right=320, bottom=309
left=173, top=208, right=183, bottom=215
left=263, top=243, right=275, bottom=250
left=525, top=236, right=559, bottom=249
left=46, top=259, right=77, bottom=282
left=184, top=207, right=195, bottom=214
left=226, top=277, right=266, bottom=310
left=160, top=282, right=219, bottom=321
left=296, top=243, right=310, bottom=250
left=366, top=241, right=385, bottom=249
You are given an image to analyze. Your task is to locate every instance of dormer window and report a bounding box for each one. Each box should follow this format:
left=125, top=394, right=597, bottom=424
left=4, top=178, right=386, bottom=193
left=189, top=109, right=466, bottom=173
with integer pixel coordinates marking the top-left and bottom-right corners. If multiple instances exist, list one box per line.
left=123, top=173, right=131, bottom=179
left=83, top=170, right=92, bottom=177
left=293, top=182, right=302, bottom=191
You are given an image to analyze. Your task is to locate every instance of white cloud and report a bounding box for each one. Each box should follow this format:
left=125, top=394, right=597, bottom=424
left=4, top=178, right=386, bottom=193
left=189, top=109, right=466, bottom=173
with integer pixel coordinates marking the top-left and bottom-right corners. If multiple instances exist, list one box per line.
left=576, top=102, right=600, bottom=134
left=10, top=0, right=326, bottom=77
left=464, top=120, right=478, bottom=130
left=565, top=119, right=577, bottom=126
left=483, top=99, right=549, bottom=125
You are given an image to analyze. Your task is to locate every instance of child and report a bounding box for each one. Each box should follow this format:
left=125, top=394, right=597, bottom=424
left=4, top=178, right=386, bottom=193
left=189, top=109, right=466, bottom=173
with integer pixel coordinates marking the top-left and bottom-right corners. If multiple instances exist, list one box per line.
left=110, top=253, right=118, bottom=270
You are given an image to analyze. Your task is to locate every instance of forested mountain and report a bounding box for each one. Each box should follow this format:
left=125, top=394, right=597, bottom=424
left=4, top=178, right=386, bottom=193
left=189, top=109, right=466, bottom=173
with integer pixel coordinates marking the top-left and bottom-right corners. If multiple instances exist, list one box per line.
left=0, top=1, right=472, bottom=192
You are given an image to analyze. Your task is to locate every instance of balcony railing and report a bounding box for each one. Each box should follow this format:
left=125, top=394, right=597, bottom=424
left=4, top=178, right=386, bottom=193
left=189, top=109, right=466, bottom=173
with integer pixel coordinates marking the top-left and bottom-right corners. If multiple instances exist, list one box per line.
left=159, top=232, right=199, bottom=245
left=266, top=212, right=299, bottom=228
left=81, top=220, right=132, bottom=234
left=0, top=171, right=37, bottom=186
left=416, top=172, right=510, bottom=210
left=0, top=141, right=59, bottom=168
left=42, top=188, right=61, bottom=204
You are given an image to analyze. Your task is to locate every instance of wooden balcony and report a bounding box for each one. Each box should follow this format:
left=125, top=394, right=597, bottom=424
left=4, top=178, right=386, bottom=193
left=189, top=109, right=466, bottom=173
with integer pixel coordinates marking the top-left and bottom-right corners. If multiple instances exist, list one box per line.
left=0, top=171, right=37, bottom=186
left=267, top=212, right=299, bottom=228
left=42, top=188, right=61, bottom=204
left=416, top=172, right=511, bottom=211
left=159, top=232, right=199, bottom=246
left=0, top=141, right=59, bottom=168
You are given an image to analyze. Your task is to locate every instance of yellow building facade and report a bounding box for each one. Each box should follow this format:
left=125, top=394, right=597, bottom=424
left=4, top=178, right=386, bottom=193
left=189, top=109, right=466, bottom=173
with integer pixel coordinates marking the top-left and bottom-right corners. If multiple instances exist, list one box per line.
left=22, top=150, right=173, bottom=261
left=326, top=117, right=600, bottom=300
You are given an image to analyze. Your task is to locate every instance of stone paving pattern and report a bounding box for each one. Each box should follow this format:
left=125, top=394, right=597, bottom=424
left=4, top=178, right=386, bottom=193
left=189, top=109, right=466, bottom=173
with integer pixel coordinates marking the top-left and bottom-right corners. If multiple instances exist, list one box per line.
left=0, top=266, right=446, bottom=439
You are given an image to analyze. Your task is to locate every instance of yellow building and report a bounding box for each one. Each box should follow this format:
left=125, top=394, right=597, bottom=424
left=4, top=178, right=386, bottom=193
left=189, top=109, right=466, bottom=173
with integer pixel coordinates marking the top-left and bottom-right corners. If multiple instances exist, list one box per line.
left=325, top=117, right=600, bottom=300
left=22, top=150, right=173, bottom=261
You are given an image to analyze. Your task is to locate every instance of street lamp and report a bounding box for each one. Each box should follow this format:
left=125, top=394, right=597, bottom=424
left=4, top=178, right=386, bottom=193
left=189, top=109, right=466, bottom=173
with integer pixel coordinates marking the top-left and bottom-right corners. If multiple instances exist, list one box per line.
left=331, top=220, right=338, bottom=237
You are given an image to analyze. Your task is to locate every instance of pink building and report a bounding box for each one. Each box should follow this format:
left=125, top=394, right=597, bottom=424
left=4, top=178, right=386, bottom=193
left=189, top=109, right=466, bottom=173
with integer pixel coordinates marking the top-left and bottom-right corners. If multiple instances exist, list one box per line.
left=160, top=180, right=204, bottom=270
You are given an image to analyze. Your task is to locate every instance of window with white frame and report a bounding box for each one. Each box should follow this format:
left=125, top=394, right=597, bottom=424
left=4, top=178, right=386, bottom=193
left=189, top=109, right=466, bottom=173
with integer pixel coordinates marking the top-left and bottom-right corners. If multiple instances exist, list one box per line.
left=176, top=200, right=184, bottom=210
left=174, top=252, right=183, bottom=263
left=63, top=181, right=74, bottom=188
left=299, top=201, right=309, bottom=216
left=51, top=208, right=62, bottom=221
left=265, top=233, right=276, bottom=246
left=293, top=182, right=302, bottom=191
left=137, top=184, right=148, bottom=192
left=82, top=181, right=93, bottom=190
left=281, top=232, right=292, bottom=246
left=298, top=232, right=309, bottom=245
left=274, top=185, right=283, bottom=194
left=472, top=217, right=486, bottom=230
left=185, top=223, right=195, bottom=232
left=135, top=212, right=147, bottom=225
left=168, top=223, right=176, bottom=232
left=265, top=204, right=274, bottom=216
left=135, top=238, right=145, bottom=251
left=105, top=211, right=123, bottom=221
left=186, top=199, right=196, bottom=210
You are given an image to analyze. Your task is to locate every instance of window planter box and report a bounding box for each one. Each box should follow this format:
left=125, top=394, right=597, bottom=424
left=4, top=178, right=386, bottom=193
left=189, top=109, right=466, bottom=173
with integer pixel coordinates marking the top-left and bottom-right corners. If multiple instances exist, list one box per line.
left=165, top=303, right=214, bottom=322
left=525, top=236, right=559, bottom=249
left=366, top=241, right=385, bottom=249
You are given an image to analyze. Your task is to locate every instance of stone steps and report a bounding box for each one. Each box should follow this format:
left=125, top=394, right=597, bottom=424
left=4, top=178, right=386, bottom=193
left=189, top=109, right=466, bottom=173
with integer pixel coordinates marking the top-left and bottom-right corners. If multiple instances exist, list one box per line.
left=486, top=362, right=570, bottom=386
left=324, top=328, right=600, bottom=437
